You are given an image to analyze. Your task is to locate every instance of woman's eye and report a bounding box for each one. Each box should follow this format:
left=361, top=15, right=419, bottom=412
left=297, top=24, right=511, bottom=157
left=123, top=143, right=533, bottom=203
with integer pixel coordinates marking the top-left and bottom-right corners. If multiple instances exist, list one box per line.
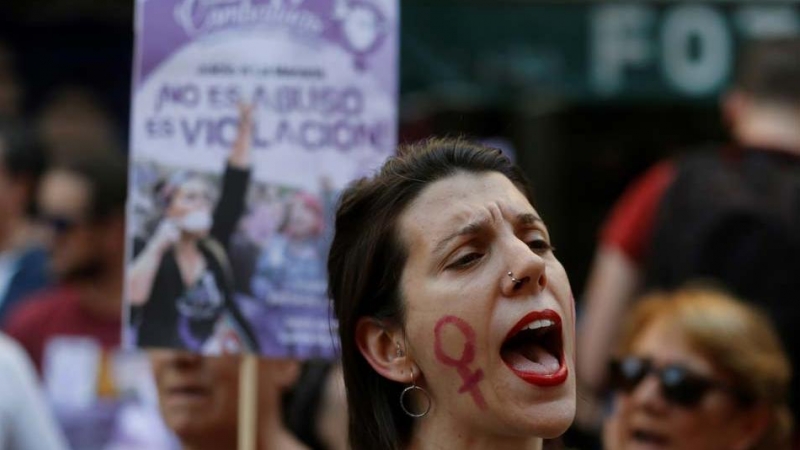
left=447, top=252, right=483, bottom=270
left=528, top=239, right=554, bottom=254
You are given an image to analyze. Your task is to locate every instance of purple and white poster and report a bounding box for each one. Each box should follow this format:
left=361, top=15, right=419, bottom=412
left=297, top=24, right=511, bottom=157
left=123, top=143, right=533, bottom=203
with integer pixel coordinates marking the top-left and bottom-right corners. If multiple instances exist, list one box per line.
left=125, top=0, right=398, bottom=359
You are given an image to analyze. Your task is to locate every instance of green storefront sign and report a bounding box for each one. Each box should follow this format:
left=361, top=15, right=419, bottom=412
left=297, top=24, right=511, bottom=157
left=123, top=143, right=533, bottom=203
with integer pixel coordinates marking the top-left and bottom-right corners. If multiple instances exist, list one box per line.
left=401, top=1, right=800, bottom=102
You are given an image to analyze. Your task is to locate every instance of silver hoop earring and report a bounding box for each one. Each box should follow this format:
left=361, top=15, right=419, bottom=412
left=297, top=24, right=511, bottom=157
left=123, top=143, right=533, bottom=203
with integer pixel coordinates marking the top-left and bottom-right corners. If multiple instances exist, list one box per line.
left=507, top=271, right=522, bottom=285
left=399, top=367, right=431, bottom=418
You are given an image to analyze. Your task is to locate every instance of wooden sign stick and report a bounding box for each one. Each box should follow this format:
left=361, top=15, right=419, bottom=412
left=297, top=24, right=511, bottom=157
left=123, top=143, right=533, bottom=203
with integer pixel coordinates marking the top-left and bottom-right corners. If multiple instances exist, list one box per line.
left=238, top=354, right=258, bottom=450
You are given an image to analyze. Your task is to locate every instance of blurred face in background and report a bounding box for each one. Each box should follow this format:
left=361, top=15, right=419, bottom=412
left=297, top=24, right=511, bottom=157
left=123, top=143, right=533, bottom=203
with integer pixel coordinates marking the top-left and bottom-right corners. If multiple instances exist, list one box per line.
left=151, top=351, right=239, bottom=446
left=37, top=169, right=103, bottom=281
left=284, top=195, right=322, bottom=239
left=605, top=317, right=762, bottom=450
left=37, top=86, right=118, bottom=158
left=152, top=351, right=301, bottom=447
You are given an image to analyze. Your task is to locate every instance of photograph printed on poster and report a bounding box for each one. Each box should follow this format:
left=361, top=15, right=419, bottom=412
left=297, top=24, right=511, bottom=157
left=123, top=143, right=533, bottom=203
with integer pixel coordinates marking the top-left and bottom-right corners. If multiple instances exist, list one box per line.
left=125, top=0, right=398, bottom=358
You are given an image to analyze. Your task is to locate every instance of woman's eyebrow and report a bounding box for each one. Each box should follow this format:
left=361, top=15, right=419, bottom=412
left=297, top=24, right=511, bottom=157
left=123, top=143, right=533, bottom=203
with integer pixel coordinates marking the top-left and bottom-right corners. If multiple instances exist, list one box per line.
left=516, top=213, right=543, bottom=226
left=432, top=217, right=491, bottom=257
left=431, top=213, right=543, bottom=256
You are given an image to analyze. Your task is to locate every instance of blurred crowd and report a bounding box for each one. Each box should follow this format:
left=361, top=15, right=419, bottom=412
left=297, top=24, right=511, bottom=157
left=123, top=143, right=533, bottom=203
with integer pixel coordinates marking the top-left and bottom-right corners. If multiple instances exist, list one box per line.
left=0, top=9, right=799, bottom=450
left=0, top=38, right=348, bottom=450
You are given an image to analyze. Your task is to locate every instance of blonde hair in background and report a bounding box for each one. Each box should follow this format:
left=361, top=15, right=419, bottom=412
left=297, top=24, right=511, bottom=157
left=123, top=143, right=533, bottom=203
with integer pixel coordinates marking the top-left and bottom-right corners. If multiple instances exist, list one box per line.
left=616, top=284, right=793, bottom=450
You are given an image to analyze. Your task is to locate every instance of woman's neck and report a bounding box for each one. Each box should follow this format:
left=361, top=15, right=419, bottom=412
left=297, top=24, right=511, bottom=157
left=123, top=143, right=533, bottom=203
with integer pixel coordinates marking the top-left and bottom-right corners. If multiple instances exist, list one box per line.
left=408, top=414, right=543, bottom=450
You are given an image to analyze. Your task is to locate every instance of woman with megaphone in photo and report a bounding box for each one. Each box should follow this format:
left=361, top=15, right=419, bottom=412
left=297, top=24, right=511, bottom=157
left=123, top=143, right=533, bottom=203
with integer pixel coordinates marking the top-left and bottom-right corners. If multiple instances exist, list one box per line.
left=128, top=105, right=258, bottom=353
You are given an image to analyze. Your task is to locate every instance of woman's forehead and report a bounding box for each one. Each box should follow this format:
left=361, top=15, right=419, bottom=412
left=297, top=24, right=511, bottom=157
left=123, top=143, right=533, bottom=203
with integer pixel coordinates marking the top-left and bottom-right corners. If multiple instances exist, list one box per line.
left=399, top=172, right=538, bottom=242
left=412, top=171, right=529, bottom=210
left=632, top=317, right=716, bottom=374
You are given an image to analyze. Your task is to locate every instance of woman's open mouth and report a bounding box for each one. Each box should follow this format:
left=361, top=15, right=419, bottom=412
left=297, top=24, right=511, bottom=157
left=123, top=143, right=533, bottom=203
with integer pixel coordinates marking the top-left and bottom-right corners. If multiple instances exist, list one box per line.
left=500, top=309, right=568, bottom=387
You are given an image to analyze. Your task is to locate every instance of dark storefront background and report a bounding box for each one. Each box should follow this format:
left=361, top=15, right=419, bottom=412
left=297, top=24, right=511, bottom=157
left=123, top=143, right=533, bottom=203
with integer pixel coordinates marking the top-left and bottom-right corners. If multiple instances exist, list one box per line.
left=398, top=1, right=799, bottom=295
left=2, top=0, right=798, bottom=298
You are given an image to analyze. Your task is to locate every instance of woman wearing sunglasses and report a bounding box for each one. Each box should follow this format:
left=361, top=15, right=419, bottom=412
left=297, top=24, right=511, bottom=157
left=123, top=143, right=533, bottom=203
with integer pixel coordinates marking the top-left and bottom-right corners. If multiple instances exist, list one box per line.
left=603, top=287, right=791, bottom=450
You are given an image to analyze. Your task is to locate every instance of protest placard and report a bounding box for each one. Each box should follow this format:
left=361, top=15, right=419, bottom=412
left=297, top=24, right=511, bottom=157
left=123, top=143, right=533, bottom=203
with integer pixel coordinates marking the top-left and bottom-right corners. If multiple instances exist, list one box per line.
left=126, top=0, right=398, bottom=359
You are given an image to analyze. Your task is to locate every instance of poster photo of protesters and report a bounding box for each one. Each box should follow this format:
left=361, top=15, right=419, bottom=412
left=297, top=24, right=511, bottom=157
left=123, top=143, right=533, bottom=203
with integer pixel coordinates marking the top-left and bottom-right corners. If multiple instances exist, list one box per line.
left=125, top=0, right=398, bottom=359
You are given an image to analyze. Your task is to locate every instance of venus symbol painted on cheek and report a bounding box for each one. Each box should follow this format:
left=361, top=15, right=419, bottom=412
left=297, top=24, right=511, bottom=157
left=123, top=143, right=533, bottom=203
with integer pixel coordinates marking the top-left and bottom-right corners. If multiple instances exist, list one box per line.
left=433, top=315, right=487, bottom=410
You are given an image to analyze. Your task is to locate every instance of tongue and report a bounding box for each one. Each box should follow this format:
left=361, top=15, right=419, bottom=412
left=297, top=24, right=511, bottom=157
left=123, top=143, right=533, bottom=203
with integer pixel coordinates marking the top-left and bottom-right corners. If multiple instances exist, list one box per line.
left=503, top=345, right=560, bottom=374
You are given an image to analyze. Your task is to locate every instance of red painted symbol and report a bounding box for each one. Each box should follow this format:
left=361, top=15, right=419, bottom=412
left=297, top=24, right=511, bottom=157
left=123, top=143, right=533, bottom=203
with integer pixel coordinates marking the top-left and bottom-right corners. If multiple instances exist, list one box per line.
left=434, top=316, right=487, bottom=409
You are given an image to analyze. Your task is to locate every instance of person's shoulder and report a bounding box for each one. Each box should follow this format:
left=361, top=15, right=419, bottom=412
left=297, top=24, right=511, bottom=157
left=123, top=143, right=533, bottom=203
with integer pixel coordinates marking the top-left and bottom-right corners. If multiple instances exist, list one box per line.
left=616, top=157, right=679, bottom=204
left=652, top=145, right=743, bottom=205
left=17, top=245, right=49, bottom=266
left=0, top=333, right=24, bottom=356
left=12, top=246, right=51, bottom=285
left=0, top=333, right=32, bottom=370
left=639, top=158, right=677, bottom=188
left=604, top=157, right=679, bottom=226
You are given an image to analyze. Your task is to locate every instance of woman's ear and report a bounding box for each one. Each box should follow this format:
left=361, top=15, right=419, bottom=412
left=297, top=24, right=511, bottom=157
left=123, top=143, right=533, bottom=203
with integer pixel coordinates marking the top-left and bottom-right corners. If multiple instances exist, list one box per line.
left=355, top=317, right=412, bottom=384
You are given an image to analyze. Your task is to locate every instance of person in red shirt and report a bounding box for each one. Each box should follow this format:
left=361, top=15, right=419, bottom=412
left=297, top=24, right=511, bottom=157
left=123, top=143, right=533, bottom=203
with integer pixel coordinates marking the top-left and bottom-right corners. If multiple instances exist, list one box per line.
left=2, top=149, right=126, bottom=372
left=577, top=37, right=800, bottom=434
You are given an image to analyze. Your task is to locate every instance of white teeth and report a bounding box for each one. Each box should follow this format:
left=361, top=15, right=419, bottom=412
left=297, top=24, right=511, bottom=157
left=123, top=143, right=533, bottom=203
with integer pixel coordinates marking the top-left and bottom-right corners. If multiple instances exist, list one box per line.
left=522, top=319, right=554, bottom=331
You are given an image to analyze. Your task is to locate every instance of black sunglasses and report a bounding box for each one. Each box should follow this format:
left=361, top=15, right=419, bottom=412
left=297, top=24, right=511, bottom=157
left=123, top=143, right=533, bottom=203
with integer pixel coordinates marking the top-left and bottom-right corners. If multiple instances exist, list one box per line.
left=608, top=356, right=753, bottom=408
